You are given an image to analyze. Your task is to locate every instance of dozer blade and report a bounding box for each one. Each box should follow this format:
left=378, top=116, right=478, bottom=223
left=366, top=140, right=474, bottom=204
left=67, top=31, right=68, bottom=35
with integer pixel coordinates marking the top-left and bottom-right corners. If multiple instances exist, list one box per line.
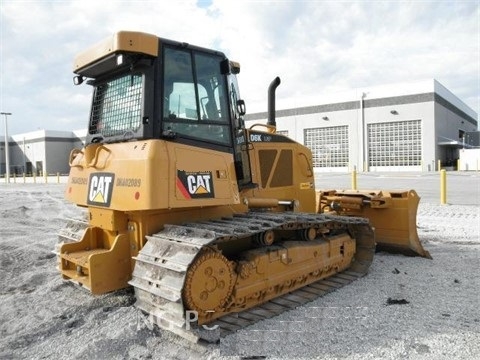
left=318, top=189, right=431, bottom=259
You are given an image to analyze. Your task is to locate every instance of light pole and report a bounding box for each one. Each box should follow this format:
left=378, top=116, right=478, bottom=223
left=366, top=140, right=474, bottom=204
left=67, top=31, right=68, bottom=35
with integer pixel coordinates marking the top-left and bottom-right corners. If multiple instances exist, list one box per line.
left=360, top=92, right=368, bottom=172
left=1, top=112, right=12, bottom=183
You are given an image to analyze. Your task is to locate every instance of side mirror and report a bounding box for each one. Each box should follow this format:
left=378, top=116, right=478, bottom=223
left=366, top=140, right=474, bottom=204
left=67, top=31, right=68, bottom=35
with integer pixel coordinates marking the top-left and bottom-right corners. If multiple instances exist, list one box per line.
left=237, top=99, right=246, bottom=116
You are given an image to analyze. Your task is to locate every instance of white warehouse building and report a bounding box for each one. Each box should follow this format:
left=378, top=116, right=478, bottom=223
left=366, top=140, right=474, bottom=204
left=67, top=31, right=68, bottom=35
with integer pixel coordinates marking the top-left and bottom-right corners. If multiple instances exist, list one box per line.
left=0, top=130, right=85, bottom=177
left=245, top=79, right=478, bottom=172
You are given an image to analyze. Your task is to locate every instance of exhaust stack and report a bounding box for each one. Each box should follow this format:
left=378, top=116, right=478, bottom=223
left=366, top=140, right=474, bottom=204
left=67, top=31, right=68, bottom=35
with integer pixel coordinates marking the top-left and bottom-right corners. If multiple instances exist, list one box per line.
left=267, top=77, right=281, bottom=128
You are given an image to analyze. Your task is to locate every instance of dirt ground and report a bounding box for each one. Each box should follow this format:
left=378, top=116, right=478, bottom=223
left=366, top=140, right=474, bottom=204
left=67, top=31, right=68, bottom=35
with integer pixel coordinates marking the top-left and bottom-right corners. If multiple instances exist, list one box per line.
left=0, top=181, right=479, bottom=359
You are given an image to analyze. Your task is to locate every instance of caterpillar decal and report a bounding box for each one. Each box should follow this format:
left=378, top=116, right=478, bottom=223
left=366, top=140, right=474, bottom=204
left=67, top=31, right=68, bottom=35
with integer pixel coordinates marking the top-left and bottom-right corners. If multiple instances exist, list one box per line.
left=87, top=172, right=115, bottom=207
left=176, top=170, right=215, bottom=199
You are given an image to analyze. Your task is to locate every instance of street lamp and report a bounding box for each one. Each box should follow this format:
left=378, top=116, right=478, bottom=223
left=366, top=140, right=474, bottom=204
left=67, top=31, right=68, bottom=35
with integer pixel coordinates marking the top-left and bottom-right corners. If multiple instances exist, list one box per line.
left=1, top=112, right=12, bottom=183
left=360, top=92, right=368, bottom=172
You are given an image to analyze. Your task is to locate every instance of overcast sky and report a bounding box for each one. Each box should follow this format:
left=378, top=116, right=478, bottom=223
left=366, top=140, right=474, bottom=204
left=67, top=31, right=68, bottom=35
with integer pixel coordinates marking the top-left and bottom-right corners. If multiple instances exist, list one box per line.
left=0, top=0, right=479, bottom=135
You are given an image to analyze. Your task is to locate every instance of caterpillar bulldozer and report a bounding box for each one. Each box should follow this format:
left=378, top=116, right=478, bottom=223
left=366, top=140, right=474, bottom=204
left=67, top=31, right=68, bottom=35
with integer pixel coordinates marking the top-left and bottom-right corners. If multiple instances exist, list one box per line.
left=57, top=31, right=430, bottom=342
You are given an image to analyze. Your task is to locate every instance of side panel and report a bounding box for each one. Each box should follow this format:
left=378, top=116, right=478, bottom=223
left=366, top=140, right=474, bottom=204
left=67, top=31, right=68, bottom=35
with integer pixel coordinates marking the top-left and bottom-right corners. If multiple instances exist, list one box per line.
left=244, top=130, right=316, bottom=212
left=65, top=139, right=240, bottom=211
left=167, top=142, right=241, bottom=208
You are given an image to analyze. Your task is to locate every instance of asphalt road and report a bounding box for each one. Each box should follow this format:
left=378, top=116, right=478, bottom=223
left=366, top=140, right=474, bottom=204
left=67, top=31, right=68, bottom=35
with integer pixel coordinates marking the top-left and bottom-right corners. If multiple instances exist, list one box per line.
left=315, top=171, right=480, bottom=206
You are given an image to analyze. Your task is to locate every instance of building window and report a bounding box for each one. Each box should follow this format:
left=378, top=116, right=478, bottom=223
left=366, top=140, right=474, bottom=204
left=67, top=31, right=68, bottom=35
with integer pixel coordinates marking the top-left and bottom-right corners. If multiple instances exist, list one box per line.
left=368, top=120, right=422, bottom=167
left=304, top=126, right=349, bottom=167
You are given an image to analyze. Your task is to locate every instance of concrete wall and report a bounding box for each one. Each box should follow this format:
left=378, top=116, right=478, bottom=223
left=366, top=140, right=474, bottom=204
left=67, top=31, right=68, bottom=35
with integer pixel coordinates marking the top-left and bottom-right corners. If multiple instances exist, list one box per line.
left=435, top=100, right=478, bottom=168
left=45, top=141, right=73, bottom=174
left=459, top=149, right=480, bottom=171
left=10, top=139, right=46, bottom=175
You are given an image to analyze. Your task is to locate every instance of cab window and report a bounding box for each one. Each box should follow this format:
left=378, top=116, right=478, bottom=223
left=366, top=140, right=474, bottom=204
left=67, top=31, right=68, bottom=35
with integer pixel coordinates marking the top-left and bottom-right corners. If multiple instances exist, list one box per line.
left=163, top=47, right=231, bottom=145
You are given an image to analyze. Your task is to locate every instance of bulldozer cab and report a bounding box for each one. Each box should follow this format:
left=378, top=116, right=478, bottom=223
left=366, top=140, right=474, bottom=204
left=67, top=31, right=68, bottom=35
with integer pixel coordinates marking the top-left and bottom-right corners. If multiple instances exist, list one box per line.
left=160, top=46, right=253, bottom=189
left=74, top=31, right=254, bottom=192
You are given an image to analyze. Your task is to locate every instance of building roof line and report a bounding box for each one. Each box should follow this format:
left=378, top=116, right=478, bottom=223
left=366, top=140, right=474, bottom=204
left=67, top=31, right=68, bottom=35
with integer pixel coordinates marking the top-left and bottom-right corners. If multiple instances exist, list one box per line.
left=245, top=92, right=477, bottom=127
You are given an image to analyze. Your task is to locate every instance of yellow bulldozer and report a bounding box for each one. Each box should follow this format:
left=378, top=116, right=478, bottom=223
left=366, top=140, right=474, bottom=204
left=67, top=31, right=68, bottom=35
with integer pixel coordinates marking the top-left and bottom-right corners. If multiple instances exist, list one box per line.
left=57, top=31, right=430, bottom=342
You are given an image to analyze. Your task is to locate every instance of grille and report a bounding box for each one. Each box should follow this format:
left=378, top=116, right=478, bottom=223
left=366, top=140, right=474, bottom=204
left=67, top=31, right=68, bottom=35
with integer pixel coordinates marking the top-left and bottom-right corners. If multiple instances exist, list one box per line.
left=258, top=149, right=293, bottom=188
left=90, top=74, right=143, bottom=137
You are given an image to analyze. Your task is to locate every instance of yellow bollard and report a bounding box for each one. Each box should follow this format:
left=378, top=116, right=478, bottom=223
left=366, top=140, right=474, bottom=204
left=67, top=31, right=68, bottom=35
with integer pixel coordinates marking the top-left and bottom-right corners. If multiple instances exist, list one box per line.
left=457, top=159, right=461, bottom=171
left=57, top=172, right=60, bottom=183
left=437, top=160, right=441, bottom=172
left=351, top=169, right=357, bottom=190
left=33, top=173, right=36, bottom=184
left=440, top=169, right=447, bottom=205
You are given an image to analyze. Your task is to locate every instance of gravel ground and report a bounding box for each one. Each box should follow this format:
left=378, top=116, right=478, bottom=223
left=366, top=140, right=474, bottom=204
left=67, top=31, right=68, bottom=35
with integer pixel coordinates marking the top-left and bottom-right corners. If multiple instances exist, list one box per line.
left=0, top=181, right=478, bottom=359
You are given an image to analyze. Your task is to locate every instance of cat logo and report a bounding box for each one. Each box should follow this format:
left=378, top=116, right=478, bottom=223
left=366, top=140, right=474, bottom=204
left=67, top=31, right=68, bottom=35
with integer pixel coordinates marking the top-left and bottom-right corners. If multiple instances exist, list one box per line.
left=176, top=170, right=215, bottom=199
left=87, top=173, right=115, bottom=207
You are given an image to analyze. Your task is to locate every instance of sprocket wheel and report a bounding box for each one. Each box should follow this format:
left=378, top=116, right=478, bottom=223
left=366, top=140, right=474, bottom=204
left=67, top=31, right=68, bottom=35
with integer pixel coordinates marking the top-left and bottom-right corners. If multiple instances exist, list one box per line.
left=183, top=250, right=234, bottom=313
